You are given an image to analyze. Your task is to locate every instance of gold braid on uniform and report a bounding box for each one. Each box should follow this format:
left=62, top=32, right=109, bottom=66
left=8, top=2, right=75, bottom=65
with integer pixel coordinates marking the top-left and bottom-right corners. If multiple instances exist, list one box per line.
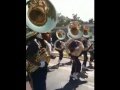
left=26, top=40, right=50, bottom=73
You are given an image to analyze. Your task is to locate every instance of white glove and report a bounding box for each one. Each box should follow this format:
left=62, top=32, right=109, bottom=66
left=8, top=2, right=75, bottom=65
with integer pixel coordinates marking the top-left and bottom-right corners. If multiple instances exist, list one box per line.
left=75, top=46, right=79, bottom=50
left=51, top=51, right=54, bottom=55
left=40, top=61, right=45, bottom=68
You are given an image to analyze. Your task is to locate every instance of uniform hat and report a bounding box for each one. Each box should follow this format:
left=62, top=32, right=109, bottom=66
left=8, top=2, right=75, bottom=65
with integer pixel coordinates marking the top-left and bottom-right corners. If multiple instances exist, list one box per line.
left=26, top=31, right=38, bottom=44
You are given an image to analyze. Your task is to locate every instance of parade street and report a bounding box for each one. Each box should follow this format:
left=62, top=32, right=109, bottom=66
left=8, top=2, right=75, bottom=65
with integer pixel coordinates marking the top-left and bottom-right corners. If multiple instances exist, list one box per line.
left=46, top=57, right=94, bottom=90
left=26, top=57, right=94, bottom=90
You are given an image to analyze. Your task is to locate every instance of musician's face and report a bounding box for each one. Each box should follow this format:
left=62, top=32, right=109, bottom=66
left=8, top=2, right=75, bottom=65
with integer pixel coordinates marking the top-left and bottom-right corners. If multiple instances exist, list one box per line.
left=69, top=21, right=80, bottom=28
left=41, top=33, right=50, bottom=41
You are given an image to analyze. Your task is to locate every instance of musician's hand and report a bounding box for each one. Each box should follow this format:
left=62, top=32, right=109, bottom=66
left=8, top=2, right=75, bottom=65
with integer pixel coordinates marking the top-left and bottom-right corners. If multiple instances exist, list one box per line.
left=38, top=48, right=47, bottom=61
left=75, top=46, right=79, bottom=50
left=40, top=61, right=45, bottom=67
left=39, top=48, right=46, bottom=55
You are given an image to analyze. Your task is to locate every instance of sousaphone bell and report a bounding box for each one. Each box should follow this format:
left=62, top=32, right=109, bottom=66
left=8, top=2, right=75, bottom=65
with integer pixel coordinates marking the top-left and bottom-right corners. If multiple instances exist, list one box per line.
left=82, top=25, right=92, bottom=38
left=65, top=39, right=84, bottom=56
left=26, top=0, right=57, bottom=33
left=67, top=21, right=83, bottom=39
left=67, top=32, right=72, bottom=39
left=56, top=29, right=66, bottom=40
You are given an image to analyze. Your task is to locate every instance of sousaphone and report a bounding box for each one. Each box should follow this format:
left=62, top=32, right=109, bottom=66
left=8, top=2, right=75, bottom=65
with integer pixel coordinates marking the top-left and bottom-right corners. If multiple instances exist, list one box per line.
left=54, top=29, right=66, bottom=50
left=26, top=0, right=57, bottom=33
left=26, top=0, right=57, bottom=72
left=65, top=38, right=84, bottom=56
left=67, top=21, right=83, bottom=39
left=67, top=32, right=72, bottom=39
left=82, top=25, right=92, bottom=38
left=88, top=35, right=94, bottom=52
left=65, top=21, right=84, bottom=56
left=89, top=35, right=94, bottom=42
left=56, top=29, right=66, bottom=40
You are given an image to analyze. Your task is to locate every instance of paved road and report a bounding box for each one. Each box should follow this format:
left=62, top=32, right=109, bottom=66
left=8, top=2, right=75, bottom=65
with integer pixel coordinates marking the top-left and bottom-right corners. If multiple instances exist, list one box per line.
left=47, top=57, right=94, bottom=90
left=26, top=57, right=94, bottom=90
left=53, top=51, right=91, bottom=60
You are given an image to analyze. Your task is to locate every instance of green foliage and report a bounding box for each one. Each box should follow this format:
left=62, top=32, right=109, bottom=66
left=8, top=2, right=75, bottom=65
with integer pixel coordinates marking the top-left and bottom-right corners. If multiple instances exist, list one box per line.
left=56, top=13, right=94, bottom=27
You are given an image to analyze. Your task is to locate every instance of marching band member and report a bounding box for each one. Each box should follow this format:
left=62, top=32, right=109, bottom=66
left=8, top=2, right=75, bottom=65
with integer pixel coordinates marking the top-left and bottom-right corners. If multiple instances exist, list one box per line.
left=26, top=32, right=51, bottom=90
left=26, top=0, right=57, bottom=89
left=36, top=33, right=56, bottom=72
left=55, top=40, right=65, bottom=67
left=66, top=39, right=84, bottom=80
left=26, top=60, right=33, bottom=90
left=81, top=37, right=89, bottom=69
left=88, top=40, right=94, bottom=66
left=81, top=26, right=92, bottom=69
left=54, top=29, right=66, bottom=66
left=38, top=33, right=56, bottom=59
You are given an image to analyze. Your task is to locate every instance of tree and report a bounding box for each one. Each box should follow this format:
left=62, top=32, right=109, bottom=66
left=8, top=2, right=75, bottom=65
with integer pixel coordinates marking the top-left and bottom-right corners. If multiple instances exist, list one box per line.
left=89, top=18, right=94, bottom=23
left=56, top=14, right=71, bottom=26
left=56, top=13, right=94, bottom=26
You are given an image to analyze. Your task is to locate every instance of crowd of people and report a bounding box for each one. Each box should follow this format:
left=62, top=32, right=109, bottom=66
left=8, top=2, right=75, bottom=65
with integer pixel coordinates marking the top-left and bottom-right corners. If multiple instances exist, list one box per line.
left=26, top=26, right=94, bottom=90
left=54, top=34, right=94, bottom=80
left=26, top=1, right=94, bottom=90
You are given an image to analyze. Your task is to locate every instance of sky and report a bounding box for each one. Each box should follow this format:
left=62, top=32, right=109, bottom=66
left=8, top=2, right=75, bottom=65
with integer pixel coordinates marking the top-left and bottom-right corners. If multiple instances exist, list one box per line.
left=50, top=0, right=94, bottom=21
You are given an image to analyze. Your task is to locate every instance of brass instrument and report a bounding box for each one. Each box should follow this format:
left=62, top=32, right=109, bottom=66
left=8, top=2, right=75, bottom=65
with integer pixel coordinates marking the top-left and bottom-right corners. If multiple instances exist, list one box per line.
left=26, top=0, right=57, bottom=33
left=82, top=25, right=92, bottom=38
left=67, top=32, right=72, bottom=39
left=26, top=0, right=57, bottom=73
left=54, top=30, right=66, bottom=50
left=67, top=21, right=83, bottom=39
left=56, top=29, right=66, bottom=40
left=88, top=35, right=94, bottom=52
left=26, top=39, right=51, bottom=73
left=89, top=35, right=94, bottom=42
left=26, top=31, right=37, bottom=40
left=65, top=38, right=84, bottom=56
left=65, top=21, right=84, bottom=56
left=82, top=26, right=93, bottom=51
left=54, top=40, right=65, bottom=50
